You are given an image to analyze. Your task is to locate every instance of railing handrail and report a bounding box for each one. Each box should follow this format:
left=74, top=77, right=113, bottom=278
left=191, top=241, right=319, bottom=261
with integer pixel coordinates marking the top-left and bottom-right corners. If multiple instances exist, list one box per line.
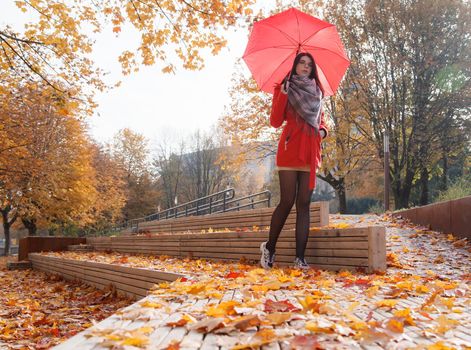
left=128, top=188, right=235, bottom=226
left=110, top=189, right=272, bottom=234
left=148, top=190, right=272, bottom=220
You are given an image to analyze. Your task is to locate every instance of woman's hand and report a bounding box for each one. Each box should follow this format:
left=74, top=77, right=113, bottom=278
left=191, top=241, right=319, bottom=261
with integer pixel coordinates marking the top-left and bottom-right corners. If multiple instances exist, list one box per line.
left=281, top=81, right=290, bottom=94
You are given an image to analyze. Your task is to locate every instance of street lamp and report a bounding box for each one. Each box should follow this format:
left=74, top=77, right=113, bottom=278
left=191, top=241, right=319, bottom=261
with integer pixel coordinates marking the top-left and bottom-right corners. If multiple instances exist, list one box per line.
left=384, top=131, right=390, bottom=211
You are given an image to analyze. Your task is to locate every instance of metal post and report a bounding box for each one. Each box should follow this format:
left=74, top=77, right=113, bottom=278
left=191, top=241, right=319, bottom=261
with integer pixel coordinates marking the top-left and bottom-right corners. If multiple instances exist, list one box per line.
left=209, top=197, right=213, bottom=214
left=223, top=194, right=226, bottom=212
left=384, top=131, right=390, bottom=211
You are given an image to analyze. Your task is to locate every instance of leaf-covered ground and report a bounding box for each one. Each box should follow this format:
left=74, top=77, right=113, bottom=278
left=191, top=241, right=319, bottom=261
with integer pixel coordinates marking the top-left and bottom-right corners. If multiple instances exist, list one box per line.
left=0, top=256, right=133, bottom=349
left=7, top=214, right=471, bottom=349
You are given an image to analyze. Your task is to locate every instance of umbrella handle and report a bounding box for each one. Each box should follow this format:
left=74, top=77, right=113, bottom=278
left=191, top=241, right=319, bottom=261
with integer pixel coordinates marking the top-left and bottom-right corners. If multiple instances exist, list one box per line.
left=283, top=46, right=301, bottom=91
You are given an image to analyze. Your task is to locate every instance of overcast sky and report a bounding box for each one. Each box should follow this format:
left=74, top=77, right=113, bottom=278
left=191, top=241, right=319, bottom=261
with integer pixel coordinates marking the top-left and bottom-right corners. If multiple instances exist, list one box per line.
left=1, top=2, right=271, bottom=147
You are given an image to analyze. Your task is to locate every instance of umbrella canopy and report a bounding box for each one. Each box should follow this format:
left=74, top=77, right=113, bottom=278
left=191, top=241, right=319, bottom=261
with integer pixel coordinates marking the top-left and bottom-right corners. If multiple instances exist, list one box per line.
left=243, top=8, right=350, bottom=96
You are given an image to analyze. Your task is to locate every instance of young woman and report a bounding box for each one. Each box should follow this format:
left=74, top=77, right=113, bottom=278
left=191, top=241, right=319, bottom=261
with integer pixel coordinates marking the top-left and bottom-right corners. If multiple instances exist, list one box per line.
left=260, top=52, right=328, bottom=269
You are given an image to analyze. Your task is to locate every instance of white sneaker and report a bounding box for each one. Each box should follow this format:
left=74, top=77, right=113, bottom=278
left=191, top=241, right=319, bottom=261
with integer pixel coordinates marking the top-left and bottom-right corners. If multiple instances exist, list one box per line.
left=293, top=257, right=310, bottom=269
left=260, top=241, right=275, bottom=269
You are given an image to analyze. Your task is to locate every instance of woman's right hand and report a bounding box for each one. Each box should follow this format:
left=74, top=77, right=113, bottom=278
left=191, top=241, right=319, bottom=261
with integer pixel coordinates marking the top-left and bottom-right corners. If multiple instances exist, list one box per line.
left=281, top=81, right=289, bottom=94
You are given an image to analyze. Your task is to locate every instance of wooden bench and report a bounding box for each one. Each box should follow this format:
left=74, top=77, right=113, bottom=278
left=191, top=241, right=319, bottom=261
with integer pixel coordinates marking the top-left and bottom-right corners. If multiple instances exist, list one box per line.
left=124, top=202, right=329, bottom=235
left=29, top=253, right=184, bottom=300
left=87, top=226, right=386, bottom=272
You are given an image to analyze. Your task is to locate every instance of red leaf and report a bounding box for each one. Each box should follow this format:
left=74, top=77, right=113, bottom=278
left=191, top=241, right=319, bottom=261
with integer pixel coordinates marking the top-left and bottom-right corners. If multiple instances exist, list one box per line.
left=343, top=278, right=372, bottom=288
left=264, top=299, right=300, bottom=313
left=290, top=335, right=322, bottom=349
left=225, top=271, right=245, bottom=279
left=365, top=310, right=374, bottom=322
left=50, top=327, right=60, bottom=337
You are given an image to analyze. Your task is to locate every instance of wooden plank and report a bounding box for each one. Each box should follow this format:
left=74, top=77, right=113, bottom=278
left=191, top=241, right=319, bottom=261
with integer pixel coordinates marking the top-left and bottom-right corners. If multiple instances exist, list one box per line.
left=136, top=202, right=327, bottom=234
left=31, top=254, right=184, bottom=282
left=179, top=240, right=369, bottom=250
left=31, top=260, right=146, bottom=300
left=367, top=227, right=387, bottom=272
left=179, top=246, right=368, bottom=258
left=145, top=212, right=321, bottom=228
left=33, top=259, right=149, bottom=298
left=31, top=254, right=183, bottom=282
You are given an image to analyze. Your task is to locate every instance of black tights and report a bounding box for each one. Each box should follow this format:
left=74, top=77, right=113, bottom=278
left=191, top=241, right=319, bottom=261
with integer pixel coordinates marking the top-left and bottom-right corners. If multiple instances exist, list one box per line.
left=266, top=171, right=313, bottom=260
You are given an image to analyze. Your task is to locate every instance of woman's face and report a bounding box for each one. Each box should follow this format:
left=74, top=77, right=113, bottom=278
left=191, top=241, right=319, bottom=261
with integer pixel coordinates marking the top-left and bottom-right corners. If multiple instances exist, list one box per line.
left=295, top=55, right=313, bottom=77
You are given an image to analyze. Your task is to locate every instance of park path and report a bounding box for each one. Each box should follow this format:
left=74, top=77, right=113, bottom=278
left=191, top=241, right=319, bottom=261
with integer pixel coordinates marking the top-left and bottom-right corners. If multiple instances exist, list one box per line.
left=46, top=214, right=471, bottom=349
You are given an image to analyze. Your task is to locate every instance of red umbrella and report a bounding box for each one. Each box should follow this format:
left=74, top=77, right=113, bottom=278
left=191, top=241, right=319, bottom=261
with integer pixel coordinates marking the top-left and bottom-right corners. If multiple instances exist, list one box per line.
left=242, top=8, right=350, bottom=96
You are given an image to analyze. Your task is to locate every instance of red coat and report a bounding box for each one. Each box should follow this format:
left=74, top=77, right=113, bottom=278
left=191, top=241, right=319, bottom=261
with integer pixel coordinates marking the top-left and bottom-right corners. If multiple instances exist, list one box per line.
left=270, top=84, right=328, bottom=190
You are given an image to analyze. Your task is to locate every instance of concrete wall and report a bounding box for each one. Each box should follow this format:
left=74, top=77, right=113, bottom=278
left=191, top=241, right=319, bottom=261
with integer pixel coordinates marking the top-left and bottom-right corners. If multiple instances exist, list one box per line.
left=393, top=196, right=471, bottom=239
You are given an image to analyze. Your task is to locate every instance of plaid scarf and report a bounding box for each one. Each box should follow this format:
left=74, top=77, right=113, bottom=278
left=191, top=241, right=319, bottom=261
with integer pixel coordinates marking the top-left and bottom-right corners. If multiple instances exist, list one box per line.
left=287, top=75, right=323, bottom=132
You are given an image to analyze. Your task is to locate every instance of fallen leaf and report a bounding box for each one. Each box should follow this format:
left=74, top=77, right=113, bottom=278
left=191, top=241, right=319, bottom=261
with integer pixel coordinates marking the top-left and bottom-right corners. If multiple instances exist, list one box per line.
left=264, top=299, right=300, bottom=313
left=265, top=312, right=293, bottom=326
left=189, top=318, right=225, bottom=333
left=289, top=335, right=322, bottom=349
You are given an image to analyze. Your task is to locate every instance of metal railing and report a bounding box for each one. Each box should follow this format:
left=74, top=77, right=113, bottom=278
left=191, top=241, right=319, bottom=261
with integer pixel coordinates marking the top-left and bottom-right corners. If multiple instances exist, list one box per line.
left=127, top=188, right=236, bottom=229
left=122, top=189, right=271, bottom=232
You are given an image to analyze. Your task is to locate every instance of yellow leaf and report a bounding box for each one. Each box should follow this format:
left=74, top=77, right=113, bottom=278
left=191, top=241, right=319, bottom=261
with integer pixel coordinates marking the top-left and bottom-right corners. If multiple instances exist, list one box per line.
left=393, top=308, right=415, bottom=326
left=434, top=315, right=460, bottom=334
left=376, top=300, right=398, bottom=308
left=255, top=328, right=276, bottom=341
left=186, top=283, right=206, bottom=294
left=415, top=284, right=430, bottom=294
left=265, top=312, right=292, bottom=325
left=396, top=281, right=413, bottom=291
left=365, top=285, right=379, bottom=297
left=386, top=318, right=404, bottom=333
left=205, top=301, right=239, bottom=317
left=140, top=301, right=162, bottom=308
left=121, top=336, right=149, bottom=346
left=350, top=320, right=368, bottom=331
left=305, top=320, right=334, bottom=333
left=427, top=341, right=455, bottom=350
left=440, top=297, right=455, bottom=309
left=251, top=285, right=269, bottom=293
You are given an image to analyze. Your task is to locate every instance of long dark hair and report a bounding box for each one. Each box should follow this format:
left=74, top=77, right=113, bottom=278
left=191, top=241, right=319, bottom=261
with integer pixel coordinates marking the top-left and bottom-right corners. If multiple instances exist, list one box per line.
left=284, top=52, right=324, bottom=95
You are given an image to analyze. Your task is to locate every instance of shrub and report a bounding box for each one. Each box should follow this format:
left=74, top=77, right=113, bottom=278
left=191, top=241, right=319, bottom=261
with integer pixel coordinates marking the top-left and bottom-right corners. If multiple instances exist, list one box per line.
left=346, top=197, right=381, bottom=214
left=434, top=174, right=471, bottom=203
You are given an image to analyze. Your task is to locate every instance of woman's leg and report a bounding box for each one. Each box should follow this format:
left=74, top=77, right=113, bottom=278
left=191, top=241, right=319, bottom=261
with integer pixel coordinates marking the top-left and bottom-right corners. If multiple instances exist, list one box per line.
left=295, top=171, right=313, bottom=260
left=266, top=171, right=298, bottom=255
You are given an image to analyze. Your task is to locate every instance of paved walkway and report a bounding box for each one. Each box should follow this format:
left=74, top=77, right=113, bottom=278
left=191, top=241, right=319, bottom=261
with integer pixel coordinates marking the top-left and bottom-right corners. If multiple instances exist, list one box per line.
left=51, top=214, right=470, bottom=349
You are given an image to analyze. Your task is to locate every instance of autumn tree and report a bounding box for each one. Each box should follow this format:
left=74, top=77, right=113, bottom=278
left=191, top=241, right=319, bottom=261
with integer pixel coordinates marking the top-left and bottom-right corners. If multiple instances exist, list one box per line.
left=328, top=0, right=471, bottom=208
left=84, top=144, right=127, bottom=233
left=1, top=0, right=255, bottom=109
left=108, top=128, right=159, bottom=221
left=0, top=82, right=99, bottom=253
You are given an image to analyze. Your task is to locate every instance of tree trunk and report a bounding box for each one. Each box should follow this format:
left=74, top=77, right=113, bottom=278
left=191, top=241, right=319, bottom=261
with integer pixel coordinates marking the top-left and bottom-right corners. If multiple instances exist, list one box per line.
left=2, top=221, right=10, bottom=257
left=319, top=174, right=348, bottom=214
left=441, top=153, right=448, bottom=192
left=419, top=166, right=429, bottom=205
left=22, top=218, right=37, bottom=236
left=336, top=183, right=347, bottom=214
left=1, top=207, right=17, bottom=256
